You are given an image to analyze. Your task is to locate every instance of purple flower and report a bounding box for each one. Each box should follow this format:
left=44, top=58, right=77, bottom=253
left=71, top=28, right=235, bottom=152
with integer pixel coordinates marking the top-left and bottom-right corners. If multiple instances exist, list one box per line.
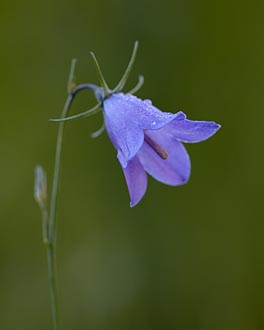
left=103, top=93, right=220, bottom=207
left=50, top=42, right=221, bottom=207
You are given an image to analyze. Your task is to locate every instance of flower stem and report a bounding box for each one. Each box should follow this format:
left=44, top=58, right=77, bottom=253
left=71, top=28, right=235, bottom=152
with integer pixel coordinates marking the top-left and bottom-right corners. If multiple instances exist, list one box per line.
left=46, top=60, right=101, bottom=329
left=47, top=245, right=60, bottom=329
left=47, top=91, right=73, bottom=330
left=47, top=59, right=79, bottom=330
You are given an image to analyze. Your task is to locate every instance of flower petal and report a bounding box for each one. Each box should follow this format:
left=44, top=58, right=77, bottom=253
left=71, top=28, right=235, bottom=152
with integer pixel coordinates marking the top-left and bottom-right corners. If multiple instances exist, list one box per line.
left=121, top=156, right=148, bottom=207
left=137, top=130, right=191, bottom=186
left=103, top=93, right=179, bottom=167
left=161, top=111, right=221, bottom=143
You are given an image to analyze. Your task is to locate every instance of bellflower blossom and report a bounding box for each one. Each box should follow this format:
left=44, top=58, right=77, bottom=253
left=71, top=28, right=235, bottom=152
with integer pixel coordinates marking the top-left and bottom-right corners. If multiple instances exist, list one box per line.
left=103, top=93, right=220, bottom=206
left=51, top=42, right=221, bottom=207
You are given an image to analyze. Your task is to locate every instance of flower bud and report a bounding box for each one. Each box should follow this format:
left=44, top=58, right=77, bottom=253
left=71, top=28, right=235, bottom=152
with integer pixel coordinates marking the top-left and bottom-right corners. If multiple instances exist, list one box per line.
left=34, top=165, right=47, bottom=205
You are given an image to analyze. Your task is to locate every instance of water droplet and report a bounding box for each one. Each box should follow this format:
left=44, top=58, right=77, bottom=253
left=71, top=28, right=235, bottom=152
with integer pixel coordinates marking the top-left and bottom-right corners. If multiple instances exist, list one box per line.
left=144, top=99, right=152, bottom=106
left=151, top=121, right=156, bottom=127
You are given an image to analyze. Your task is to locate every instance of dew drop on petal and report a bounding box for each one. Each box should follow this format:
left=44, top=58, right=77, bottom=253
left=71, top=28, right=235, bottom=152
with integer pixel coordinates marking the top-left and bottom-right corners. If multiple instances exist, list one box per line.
left=143, top=99, right=152, bottom=106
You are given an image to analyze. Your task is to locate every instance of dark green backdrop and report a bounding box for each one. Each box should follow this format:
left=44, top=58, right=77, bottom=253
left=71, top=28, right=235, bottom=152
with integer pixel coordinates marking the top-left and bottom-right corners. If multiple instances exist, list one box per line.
left=1, top=0, right=263, bottom=329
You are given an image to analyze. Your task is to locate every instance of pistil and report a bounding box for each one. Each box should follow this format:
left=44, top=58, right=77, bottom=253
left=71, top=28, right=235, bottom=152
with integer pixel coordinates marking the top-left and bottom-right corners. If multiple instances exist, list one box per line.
left=144, top=133, right=168, bottom=160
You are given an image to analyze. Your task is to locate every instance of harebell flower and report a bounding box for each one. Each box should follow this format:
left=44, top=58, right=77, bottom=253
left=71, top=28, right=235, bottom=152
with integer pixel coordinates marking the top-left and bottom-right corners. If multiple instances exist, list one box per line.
left=51, top=41, right=220, bottom=206
left=35, top=41, right=220, bottom=329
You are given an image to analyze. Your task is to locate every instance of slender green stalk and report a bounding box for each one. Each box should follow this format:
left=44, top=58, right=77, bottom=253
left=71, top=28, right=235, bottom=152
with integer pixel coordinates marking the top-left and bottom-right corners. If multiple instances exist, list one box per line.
left=34, top=43, right=140, bottom=329
left=48, top=94, right=73, bottom=245
left=47, top=245, right=59, bottom=329
left=46, top=60, right=102, bottom=330
left=47, top=93, right=72, bottom=330
left=46, top=59, right=78, bottom=330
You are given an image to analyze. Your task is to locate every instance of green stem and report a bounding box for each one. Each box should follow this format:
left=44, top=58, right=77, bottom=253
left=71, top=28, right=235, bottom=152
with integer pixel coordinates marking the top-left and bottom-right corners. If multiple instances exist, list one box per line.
left=47, top=94, right=72, bottom=330
left=47, top=80, right=101, bottom=330
left=47, top=245, right=59, bottom=329
left=49, top=95, right=72, bottom=246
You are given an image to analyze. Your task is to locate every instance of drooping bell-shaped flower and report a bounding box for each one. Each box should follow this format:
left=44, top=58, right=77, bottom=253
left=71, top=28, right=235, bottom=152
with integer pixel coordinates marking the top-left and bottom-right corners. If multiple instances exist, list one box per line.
left=51, top=41, right=221, bottom=207
left=103, top=93, right=220, bottom=206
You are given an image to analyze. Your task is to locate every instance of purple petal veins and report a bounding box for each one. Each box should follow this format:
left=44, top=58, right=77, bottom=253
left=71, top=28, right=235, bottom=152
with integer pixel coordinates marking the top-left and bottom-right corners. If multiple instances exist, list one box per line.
left=103, top=92, right=221, bottom=206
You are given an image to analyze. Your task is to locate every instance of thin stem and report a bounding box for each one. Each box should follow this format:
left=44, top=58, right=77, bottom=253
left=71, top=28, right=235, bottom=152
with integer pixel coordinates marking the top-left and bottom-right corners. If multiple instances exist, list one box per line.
left=47, top=59, right=101, bottom=329
left=47, top=246, right=59, bottom=329
left=67, top=58, right=78, bottom=93
left=49, top=93, right=73, bottom=244
left=47, top=94, right=72, bottom=330
left=48, top=84, right=101, bottom=241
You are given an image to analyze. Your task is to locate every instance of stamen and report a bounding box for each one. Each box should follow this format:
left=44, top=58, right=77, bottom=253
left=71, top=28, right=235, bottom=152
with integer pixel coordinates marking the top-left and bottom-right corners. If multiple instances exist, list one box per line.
left=144, top=133, right=168, bottom=160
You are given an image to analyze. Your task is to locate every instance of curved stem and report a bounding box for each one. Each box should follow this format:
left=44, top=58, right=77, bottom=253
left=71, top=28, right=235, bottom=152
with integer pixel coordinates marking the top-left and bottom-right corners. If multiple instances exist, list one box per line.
left=47, top=94, right=72, bottom=330
left=47, top=80, right=100, bottom=330
left=49, top=93, right=73, bottom=244
left=48, top=84, right=100, bottom=242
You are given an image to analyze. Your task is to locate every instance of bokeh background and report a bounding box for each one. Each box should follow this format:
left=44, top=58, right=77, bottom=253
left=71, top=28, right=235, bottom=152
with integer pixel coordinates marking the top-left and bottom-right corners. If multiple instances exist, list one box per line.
left=1, top=0, right=263, bottom=329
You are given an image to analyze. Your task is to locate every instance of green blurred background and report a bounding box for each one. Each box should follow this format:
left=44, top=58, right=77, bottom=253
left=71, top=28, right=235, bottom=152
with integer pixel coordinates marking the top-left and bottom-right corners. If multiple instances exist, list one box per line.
left=1, top=0, right=263, bottom=329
